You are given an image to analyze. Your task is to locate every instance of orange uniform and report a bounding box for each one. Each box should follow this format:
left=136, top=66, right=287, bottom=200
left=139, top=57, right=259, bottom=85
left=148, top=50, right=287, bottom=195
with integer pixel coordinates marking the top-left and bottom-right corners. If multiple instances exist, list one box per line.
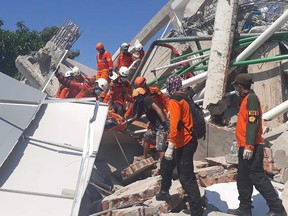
left=236, top=90, right=264, bottom=150
left=56, top=85, right=65, bottom=98
left=96, top=50, right=113, bottom=81
left=103, top=77, right=133, bottom=110
left=56, top=73, right=94, bottom=98
left=168, top=96, right=193, bottom=149
left=116, top=52, right=133, bottom=70
left=124, top=86, right=169, bottom=118
left=147, top=87, right=169, bottom=114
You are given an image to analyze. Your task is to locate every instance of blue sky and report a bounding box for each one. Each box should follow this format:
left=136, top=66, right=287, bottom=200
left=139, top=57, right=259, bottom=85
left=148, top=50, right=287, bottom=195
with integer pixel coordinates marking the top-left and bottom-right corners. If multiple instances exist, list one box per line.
left=1, top=0, right=168, bottom=69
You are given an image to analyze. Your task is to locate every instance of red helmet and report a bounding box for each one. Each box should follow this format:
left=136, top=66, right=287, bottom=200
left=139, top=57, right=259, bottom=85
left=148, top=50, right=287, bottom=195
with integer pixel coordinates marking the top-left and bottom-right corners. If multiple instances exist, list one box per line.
left=183, top=72, right=193, bottom=79
left=96, top=42, right=104, bottom=50
left=134, top=76, right=146, bottom=88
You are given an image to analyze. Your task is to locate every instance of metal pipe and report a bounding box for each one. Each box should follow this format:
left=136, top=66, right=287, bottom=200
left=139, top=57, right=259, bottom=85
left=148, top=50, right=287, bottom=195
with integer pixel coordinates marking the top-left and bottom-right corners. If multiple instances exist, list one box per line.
left=131, top=36, right=213, bottom=85
left=161, top=71, right=208, bottom=94
left=171, top=47, right=210, bottom=63
left=263, top=100, right=288, bottom=121
left=41, top=49, right=69, bottom=92
left=236, top=10, right=288, bottom=62
left=152, top=53, right=209, bottom=72
left=141, top=20, right=172, bottom=78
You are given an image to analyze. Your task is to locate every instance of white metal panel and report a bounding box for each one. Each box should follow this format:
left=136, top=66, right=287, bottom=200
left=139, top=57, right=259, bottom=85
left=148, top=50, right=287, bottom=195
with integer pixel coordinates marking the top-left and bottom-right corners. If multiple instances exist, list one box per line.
left=0, top=101, right=109, bottom=216
left=0, top=72, right=46, bottom=168
left=0, top=191, right=73, bottom=216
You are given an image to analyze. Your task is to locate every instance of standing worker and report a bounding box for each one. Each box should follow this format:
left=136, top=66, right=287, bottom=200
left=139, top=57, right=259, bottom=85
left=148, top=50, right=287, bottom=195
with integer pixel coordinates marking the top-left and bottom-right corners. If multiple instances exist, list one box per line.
left=161, top=74, right=203, bottom=216
left=95, top=42, right=113, bottom=82
left=227, top=73, right=286, bottom=216
left=115, top=43, right=133, bottom=72
left=103, top=66, right=133, bottom=117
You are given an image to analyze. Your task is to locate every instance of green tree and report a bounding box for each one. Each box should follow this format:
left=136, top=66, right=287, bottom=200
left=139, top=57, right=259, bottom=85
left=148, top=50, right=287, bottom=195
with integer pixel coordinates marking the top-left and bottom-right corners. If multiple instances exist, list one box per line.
left=0, top=20, right=80, bottom=79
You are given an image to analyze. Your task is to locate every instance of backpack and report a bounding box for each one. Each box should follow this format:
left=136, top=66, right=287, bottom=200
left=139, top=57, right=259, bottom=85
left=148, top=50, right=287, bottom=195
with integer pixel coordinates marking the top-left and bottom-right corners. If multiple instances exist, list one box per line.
left=171, top=93, right=206, bottom=140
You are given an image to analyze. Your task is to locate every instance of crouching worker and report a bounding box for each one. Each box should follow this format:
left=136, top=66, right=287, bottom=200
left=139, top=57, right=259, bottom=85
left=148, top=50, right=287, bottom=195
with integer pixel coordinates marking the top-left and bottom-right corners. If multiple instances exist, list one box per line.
left=55, top=68, right=108, bottom=99
left=129, top=87, right=169, bottom=160
left=156, top=74, right=203, bottom=216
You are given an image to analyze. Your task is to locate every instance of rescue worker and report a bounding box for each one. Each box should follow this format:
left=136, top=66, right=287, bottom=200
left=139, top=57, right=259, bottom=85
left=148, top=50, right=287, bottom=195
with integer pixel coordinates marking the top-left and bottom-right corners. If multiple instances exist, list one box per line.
left=94, top=78, right=109, bottom=100
left=125, top=76, right=169, bottom=118
left=159, top=74, right=203, bottom=216
left=95, top=42, right=113, bottom=82
left=103, top=66, right=133, bottom=117
left=55, top=71, right=80, bottom=98
left=56, top=70, right=73, bottom=98
left=129, top=87, right=169, bottom=160
left=133, top=43, right=146, bottom=60
left=227, top=73, right=286, bottom=216
left=55, top=68, right=108, bottom=99
left=115, top=43, right=133, bottom=72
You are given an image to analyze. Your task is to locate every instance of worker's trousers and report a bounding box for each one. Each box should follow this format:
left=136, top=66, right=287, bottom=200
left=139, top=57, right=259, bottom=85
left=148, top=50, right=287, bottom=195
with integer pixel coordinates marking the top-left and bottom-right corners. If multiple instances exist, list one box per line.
left=237, top=145, right=285, bottom=212
left=175, top=139, right=203, bottom=216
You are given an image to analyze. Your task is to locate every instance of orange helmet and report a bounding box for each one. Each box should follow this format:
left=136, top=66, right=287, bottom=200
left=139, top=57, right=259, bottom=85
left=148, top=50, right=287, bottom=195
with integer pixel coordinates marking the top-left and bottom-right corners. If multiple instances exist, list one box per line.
left=132, top=87, right=146, bottom=98
left=134, top=76, right=146, bottom=88
left=96, top=42, right=104, bottom=50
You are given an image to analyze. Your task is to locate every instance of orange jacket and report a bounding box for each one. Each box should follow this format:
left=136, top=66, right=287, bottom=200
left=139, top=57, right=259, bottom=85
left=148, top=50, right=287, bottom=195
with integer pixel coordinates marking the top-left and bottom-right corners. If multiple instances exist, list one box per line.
left=124, top=86, right=169, bottom=118
left=96, top=50, right=113, bottom=71
left=236, top=90, right=263, bottom=150
left=116, top=52, right=133, bottom=69
left=168, top=96, right=193, bottom=149
left=56, top=73, right=94, bottom=98
left=103, top=77, right=133, bottom=109
left=60, top=87, right=80, bottom=98
left=147, top=87, right=169, bottom=114
left=56, top=85, right=65, bottom=98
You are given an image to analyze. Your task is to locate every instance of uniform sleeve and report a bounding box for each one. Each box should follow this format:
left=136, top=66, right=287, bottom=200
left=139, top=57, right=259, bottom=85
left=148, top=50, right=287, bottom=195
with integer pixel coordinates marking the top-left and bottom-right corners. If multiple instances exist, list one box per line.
left=160, top=92, right=169, bottom=109
left=116, top=53, right=122, bottom=69
left=168, top=99, right=181, bottom=144
left=106, top=52, right=113, bottom=70
left=103, top=91, right=111, bottom=103
left=246, top=94, right=260, bottom=147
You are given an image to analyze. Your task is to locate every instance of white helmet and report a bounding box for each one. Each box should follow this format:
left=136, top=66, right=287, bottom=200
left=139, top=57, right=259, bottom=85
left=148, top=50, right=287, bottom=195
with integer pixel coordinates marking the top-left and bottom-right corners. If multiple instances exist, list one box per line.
left=135, top=43, right=143, bottom=52
left=96, top=78, right=108, bottom=91
left=120, top=42, right=129, bottom=51
left=65, top=70, right=74, bottom=78
left=72, top=66, right=80, bottom=75
left=109, top=71, right=118, bottom=81
left=119, top=66, right=129, bottom=77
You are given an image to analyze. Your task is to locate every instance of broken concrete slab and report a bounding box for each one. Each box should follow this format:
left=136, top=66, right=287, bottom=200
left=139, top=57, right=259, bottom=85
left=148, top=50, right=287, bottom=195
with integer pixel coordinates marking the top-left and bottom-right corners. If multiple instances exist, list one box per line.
left=225, top=154, right=238, bottom=165
left=102, top=176, right=162, bottom=211
left=206, top=156, right=235, bottom=169
left=271, top=131, right=288, bottom=156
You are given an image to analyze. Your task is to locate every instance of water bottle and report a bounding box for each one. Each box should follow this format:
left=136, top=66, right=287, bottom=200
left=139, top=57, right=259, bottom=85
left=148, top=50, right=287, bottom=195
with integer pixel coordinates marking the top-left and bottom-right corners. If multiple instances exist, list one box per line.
left=230, top=140, right=238, bottom=154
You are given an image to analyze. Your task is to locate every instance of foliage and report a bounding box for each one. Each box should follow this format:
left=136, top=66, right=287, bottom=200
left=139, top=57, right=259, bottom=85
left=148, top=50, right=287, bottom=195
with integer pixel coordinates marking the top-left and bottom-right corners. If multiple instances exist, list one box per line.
left=0, top=20, right=80, bottom=79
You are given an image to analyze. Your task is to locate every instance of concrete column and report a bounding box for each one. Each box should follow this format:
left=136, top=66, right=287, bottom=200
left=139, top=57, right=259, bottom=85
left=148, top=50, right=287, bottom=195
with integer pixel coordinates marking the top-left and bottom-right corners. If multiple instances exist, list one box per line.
left=203, top=0, right=239, bottom=112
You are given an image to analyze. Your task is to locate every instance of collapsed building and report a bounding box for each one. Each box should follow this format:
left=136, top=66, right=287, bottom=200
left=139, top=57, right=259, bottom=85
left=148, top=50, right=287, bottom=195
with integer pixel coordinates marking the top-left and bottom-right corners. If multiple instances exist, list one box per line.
left=1, top=0, right=288, bottom=215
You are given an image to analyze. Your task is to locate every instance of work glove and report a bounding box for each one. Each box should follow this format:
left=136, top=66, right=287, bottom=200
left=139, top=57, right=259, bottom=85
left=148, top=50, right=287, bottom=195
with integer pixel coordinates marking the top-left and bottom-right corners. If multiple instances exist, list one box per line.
left=165, top=142, right=174, bottom=160
left=243, top=146, right=254, bottom=160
